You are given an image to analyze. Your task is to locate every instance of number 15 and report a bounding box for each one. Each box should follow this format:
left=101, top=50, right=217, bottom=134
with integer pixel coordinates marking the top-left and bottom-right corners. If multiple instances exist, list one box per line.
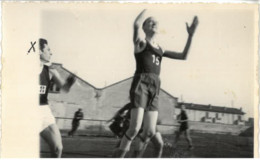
left=152, top=55, right=160, bottom=65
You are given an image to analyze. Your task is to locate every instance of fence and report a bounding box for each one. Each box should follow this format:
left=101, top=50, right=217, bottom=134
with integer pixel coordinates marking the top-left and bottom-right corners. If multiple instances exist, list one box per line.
left=56, top=117, right=250, bottom=136
left=56, top=117, right=180, bottom=136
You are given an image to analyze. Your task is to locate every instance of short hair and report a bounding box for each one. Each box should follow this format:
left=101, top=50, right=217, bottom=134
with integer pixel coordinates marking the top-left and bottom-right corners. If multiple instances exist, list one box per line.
left=39, top=38, right=48, bottom=52
left=142, top=17, right=151, bottom=29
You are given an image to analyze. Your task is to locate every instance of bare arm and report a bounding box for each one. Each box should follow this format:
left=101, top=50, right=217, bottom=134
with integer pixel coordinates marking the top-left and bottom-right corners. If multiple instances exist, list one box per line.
left=163, top=16, right=199, bottom=60
left=49, top=69, right=66, bottom=87
left=49, top=67, right=76, bottom=92
left=133, top=9, right=148, bottom=53
left=118, top=103, right=131, bottom=114
left=133, top=9, right=147, bottom=44
left=107, top=104, right=131, bottom=122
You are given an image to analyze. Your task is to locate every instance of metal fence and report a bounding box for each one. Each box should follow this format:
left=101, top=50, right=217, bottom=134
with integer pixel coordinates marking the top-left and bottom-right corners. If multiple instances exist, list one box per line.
left=55, top=117, right=179, bottom=136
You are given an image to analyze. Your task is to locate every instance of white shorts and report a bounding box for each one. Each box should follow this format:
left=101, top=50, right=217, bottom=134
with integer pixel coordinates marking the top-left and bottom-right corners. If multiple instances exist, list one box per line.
left=39, top=105, right=56, bottom=132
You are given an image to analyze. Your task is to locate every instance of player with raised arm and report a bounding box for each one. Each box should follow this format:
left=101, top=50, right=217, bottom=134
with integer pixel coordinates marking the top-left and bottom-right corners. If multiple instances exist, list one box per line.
left=113, top=9, right=198, bottom=158
left=39, top=38, right=76, bottom=158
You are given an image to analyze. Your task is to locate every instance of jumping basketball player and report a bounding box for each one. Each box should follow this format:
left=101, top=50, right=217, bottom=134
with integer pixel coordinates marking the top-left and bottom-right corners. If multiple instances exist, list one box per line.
left=113, top=9, right=198, bottom=157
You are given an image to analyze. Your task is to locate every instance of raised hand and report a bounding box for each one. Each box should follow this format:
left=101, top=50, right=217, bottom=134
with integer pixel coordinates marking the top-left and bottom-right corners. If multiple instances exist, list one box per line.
left=186, top=16, right=199, bottom=36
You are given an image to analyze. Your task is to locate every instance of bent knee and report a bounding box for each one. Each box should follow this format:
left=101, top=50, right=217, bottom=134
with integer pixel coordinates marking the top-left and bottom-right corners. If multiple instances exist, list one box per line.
left=127, top=127, right=140, bottom=138
left=53, top=142, right=63, bottom=153
left=153, top=134, right=164, bottom=148
left=143, top=130, right=156, bottom=138
left=157, top=139, right=164, bottom=149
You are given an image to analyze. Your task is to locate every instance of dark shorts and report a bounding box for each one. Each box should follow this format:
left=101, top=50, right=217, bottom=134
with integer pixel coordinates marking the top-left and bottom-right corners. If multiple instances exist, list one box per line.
left=130, top=73, right=160, bottom=111
left=72, top=120, right=80, bottom=127
left=179, top=123, right=188, bottom=132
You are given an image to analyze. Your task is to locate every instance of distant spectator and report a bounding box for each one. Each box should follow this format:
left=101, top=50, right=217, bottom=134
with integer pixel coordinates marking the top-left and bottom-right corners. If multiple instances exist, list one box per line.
left=174, top=104, right=193, bottom=150
left=68, top=108, right=84, bottom=137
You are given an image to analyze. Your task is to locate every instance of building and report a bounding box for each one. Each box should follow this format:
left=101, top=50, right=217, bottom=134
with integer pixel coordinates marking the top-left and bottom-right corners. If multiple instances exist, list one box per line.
left=47, top=63, right=250, bottom=135
left=48, top=63, right=178, bottom=131
left=175, top=103, right=246, bottom=125
left=245, top=118, right=254, bottom=126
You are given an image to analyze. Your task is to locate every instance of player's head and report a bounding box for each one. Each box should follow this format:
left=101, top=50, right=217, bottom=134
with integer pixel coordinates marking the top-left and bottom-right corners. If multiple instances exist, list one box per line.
left=78, top=108, right=82, bottom=112
left=39, top=38, right=52, bottom=63
left=142, top=17, right=159, bottom=35
left=180, top=103, right=186, bottom=110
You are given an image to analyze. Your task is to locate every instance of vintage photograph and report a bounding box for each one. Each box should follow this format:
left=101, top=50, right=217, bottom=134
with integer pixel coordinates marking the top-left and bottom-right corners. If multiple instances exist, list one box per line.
left=1, top=2, right=258, bottom=158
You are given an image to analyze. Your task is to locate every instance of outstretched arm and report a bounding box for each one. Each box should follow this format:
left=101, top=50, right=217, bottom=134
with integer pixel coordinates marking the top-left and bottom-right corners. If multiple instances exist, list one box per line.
left=133, top=9, right=147, bottom=44
left=117, top=103, right=131, bottom=114
left=133, top=9, right=148, bottom=53
left=163, top=16, right=199, bottom=60
left=49, top=66, right=76, bottom=92
left=107, top=104, right=131, bottom=122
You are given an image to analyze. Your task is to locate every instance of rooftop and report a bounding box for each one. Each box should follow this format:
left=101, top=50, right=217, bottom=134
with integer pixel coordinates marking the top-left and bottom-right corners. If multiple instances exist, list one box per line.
left=177, top=102, right=245, bottom=115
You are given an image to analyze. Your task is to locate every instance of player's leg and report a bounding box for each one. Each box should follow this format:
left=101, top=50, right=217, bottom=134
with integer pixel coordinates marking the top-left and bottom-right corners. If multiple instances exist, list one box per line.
left=69, top=125, right=75, bottom=136
left=173, top=129, right=182, bottom=148
left=150, top=132, right=164, bottom=158
left=68, top=120, right=75, bottom=136
left=113, top=107, right=144, bottom=157
left=40, top=124, right=63, bottom=158
left=184, top=129, right=193, bottom=149
left=71, top=122, right=79, bottom=136
left=134, top=131, right=163, bottom=158
left=115, top=139, right=121, bottom=148
left=133, top=110, right=158, bottom=158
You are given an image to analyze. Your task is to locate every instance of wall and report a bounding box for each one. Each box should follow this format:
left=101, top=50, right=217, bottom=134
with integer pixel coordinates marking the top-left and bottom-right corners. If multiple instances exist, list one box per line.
left=48, top=64, right=247, bottom=135
left=57, top=119, right=249, bottom=136
left=48, top=65, right=177, bottom=130
left=188, top=121, right=249, bottom=135
left=175, top=108, right=244, bottom=125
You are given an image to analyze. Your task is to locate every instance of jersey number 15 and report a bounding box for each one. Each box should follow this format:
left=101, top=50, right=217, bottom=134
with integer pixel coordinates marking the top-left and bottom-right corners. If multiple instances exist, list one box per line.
left=152, top=55, right=160, bottom=65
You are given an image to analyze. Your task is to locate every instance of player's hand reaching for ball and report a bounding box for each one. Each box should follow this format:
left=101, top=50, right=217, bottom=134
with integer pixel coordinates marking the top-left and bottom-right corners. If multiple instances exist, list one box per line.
left=186, top=16, right=199, bottom=37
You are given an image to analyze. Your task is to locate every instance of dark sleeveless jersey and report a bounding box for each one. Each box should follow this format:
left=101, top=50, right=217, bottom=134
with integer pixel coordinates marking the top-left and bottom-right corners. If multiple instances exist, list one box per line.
left=39, top=65, right=50, bottom=105
left=180, top=110, right=188, bottom=129
left=134, top=42, right=164, bottom=75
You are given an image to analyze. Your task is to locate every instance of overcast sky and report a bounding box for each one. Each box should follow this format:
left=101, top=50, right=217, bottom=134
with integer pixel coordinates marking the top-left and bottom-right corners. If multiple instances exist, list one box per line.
left=41, top=4, right=257, bottom=118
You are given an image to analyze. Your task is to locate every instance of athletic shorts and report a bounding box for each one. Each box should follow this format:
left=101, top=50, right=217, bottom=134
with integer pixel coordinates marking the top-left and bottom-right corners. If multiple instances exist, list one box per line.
left=130, top=73, right=160, bottom=111
left=38, top=105, right=56, bottom=132
left=179, top=124, right=188, bottom=132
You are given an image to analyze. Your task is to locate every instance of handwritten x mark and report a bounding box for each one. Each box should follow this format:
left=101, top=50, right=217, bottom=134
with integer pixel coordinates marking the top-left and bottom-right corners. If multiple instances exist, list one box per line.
left=27, top=41, right=36, bottom=54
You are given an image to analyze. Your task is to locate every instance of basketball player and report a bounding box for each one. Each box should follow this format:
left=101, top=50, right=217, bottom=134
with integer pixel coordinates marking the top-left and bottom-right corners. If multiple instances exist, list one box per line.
left=39, top=38, right=76, bottom=158
left=174, top=103, right=193, bottom=149
left=109, top=103, right=163, bottom=158
left=108, top=103, right=132, bottom=139
left=113, top=9, right=198, bottom=158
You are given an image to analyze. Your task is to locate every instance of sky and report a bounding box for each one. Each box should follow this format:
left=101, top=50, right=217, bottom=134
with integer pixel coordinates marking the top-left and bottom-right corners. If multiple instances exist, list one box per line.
left=41, top=4, right=257, bottom=119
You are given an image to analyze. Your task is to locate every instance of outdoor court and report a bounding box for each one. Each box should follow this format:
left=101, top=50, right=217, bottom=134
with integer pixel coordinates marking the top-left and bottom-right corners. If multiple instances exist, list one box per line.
left=40, top=131, right=253, bottom=158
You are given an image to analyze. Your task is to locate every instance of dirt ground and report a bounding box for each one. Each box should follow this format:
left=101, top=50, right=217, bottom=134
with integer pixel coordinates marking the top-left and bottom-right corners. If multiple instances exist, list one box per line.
left=40, top=131, right=253, bottom=158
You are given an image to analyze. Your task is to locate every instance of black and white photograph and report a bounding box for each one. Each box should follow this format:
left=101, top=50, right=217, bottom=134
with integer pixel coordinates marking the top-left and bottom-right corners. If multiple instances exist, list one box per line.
left=1, top=2, right=258, bottom=158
